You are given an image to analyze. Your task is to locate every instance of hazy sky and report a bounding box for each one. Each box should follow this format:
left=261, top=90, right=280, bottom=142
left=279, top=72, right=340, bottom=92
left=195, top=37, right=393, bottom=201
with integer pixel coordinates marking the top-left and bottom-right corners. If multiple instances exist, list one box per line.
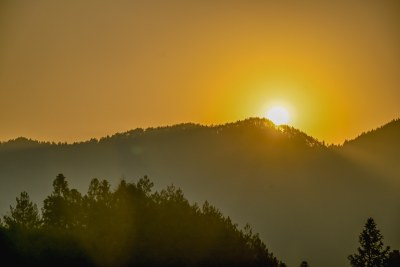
left=1, top=0, right=399, bottom=144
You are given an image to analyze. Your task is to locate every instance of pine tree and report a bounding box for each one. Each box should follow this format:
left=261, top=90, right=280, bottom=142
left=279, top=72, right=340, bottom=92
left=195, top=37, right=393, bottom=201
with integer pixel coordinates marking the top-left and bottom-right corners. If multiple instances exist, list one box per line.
left=348, top=218, right=390, bottom=267
left=3, top=191, right=40, bottom=229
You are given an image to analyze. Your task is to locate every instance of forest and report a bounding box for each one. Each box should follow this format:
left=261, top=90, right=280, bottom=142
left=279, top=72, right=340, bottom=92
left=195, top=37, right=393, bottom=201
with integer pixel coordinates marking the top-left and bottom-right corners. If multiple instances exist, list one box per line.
left=0, top=118, right=399, bottom=266
left=1, top=174, right=399, bottom=267
left=0, top=174, right=285, bottom=267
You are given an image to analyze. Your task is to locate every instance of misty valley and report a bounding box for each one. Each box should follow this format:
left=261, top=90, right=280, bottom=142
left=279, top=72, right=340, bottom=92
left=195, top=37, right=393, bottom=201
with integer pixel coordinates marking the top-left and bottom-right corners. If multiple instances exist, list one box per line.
left=0, top=118, right=399, bottom=266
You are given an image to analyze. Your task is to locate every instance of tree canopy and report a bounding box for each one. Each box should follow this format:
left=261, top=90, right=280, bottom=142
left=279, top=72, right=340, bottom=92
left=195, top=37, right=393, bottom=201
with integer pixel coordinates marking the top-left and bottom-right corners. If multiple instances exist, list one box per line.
left=0, top=173, right=284, bottom=267
left=3, top=191, right=40, bottom=229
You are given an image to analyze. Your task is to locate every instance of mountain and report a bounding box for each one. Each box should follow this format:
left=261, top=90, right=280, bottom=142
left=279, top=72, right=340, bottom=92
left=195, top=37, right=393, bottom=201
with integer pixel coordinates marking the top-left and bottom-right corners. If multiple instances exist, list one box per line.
left=340, top=119, right=400, bottom=182
left=0, top=117, right=399, bottom=267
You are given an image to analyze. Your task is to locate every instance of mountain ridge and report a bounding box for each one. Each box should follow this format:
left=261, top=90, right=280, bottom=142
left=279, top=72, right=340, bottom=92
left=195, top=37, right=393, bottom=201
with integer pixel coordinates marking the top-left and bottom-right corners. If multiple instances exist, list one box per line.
left=4, top=116, right=398, bottom=148
left=0, top=117, right=301, bottom=143
left=0, top=117, right=399, bottom=267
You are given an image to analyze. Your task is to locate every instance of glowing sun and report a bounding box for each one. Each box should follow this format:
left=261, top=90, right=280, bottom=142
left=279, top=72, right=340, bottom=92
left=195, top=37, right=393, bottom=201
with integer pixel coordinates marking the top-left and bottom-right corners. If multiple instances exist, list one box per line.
left=266, top=106, right=290, bottom=125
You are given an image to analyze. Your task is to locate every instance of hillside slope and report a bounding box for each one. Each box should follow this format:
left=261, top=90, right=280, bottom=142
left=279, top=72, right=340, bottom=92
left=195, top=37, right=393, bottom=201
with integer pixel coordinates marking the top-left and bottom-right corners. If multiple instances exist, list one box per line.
left=0, top=118, right=399, bottom=266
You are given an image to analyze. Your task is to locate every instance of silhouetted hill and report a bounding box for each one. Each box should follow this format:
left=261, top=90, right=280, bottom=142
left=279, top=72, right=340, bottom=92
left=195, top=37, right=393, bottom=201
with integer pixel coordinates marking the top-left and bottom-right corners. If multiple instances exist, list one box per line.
left=0, top=117, right=399, bottom=267
left=344, top=118, right=400, bottom=147
left=0, top=175, right=284, bottom=267
left=340, top=119, right=400, bottom=182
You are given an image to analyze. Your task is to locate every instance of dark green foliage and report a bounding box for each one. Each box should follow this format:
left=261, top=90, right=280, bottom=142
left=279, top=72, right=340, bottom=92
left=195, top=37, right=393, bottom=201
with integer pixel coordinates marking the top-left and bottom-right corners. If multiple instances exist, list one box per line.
left=3, top=191, right=40, bottom=229
left=0, top=174, right=284, bottom=267
left=42, top=173, right=84, bottom=229
left=348, top=218, right=390, bottom=267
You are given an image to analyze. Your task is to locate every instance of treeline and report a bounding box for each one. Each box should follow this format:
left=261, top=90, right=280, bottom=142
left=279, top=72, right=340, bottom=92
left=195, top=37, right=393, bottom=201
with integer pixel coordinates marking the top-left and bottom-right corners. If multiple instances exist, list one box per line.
left=0, top=118, right=323, bottom=149
left=0, top=174, right=285, bottom=267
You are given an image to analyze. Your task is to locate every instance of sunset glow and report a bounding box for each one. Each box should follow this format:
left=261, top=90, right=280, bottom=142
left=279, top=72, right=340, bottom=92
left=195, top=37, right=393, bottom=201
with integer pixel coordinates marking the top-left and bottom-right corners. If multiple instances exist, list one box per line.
left=0, top=1, right=399, bottom=144
left=266, top=106, right=290, bottom=125
left=0, top=2, right=399, bottom=267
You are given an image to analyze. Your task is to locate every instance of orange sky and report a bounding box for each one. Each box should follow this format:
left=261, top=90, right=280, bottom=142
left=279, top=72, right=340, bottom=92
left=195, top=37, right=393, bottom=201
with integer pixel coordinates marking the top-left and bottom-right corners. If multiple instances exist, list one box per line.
left=1, top=0, right=399, bottom=144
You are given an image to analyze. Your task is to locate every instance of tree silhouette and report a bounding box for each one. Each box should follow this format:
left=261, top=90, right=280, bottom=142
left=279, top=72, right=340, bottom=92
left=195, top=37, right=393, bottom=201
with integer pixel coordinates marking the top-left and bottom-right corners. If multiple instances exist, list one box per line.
left=52, top=173, right=69, bottom=197
left=348, top=218, right=390, bottom=267
left=0, top=173, right=285, bottom=266
left=42, top=173, right=84, bottom=229
left=3, top=191, right=40, bottom=229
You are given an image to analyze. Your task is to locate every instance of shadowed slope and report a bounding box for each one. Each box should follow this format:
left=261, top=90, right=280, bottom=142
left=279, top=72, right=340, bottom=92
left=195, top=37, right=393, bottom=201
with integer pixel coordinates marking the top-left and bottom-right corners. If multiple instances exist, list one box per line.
left=0, top=118, right=399, bottom=266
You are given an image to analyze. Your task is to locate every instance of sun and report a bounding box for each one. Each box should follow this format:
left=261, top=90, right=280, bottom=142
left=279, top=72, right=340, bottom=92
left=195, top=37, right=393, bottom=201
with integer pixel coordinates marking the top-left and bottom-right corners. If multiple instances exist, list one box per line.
left=266, top=106, right=290, bottom=125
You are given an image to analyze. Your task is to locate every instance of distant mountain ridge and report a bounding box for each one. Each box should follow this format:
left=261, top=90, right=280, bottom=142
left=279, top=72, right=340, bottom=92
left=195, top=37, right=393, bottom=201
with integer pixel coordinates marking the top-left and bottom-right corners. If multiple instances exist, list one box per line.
left=0, top=117, right=323, bottom=148
left=2, top=117, right=398, bottom=149
left=343, top=118, right=400, bottom=148
left=340, top=118, right=400, bottom=181
left=0, top=117, right=399, bottom=267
